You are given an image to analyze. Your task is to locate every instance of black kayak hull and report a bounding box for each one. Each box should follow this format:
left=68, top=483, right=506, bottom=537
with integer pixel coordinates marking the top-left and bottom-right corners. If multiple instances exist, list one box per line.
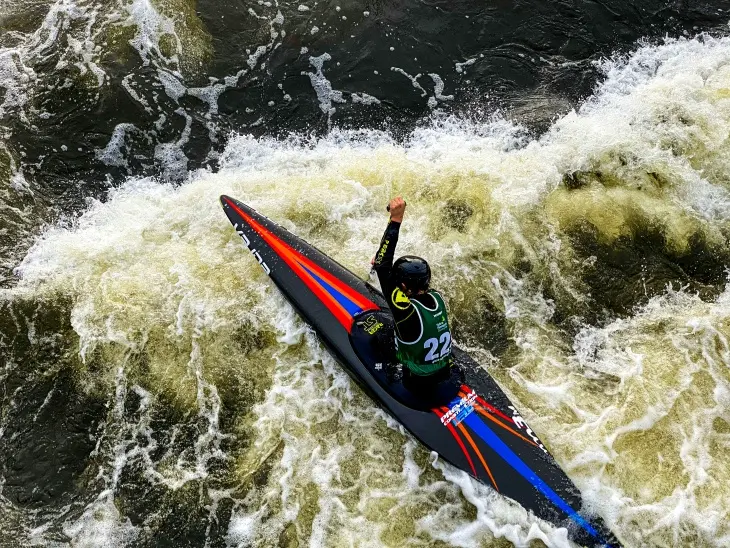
left=220, top=195, right=621, bottom=548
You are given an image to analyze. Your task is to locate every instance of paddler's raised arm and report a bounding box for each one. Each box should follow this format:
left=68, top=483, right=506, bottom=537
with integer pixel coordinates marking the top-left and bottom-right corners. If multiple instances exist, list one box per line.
left=373, top=196, right=405, bottom=301
left=372, top=197, right=423, bottom=342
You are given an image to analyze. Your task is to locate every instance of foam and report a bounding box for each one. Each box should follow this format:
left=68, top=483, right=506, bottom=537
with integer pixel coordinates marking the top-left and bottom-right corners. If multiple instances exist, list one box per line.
left=8, top=32, right=730, bottom=548
left=302, top=53, right=345, bottom=121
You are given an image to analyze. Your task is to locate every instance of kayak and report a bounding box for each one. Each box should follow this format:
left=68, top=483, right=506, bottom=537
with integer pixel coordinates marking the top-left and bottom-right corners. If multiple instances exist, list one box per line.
left=220, top=195, right=621, bottom=548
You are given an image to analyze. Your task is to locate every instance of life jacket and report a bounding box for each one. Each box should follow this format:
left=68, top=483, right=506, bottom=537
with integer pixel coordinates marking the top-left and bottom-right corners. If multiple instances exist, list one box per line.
left=395, top=290, right=452, bottom=376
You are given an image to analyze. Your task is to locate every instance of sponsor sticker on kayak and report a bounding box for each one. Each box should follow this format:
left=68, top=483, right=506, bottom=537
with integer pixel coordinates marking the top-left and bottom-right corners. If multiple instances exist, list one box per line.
left=441, top=389, right=477, bottom=426
left=508, top=405, right=548, bottom=454
left=361, top=314, right=384, bottom=335
left=234, top=223, right=271, bottom=275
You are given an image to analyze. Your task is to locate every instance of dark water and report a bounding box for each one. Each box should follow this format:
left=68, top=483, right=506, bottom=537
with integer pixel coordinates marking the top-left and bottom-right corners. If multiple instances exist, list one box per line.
left=3, top=1, right=730, bottom=547
left=4, top=0, right=730, bottom=186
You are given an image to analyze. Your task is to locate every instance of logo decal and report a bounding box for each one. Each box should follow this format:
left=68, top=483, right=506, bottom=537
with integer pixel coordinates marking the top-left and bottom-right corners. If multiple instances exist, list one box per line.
left=440, top=389, right=477, bottom=426
left=374, top=239, right=389, bottom=265
left=235, top=224, right=271, bottom=275
left=508, top=406, right=548, bottom=454
left=391, top=288, right=410, bottom=310
left=361, top=315, right=383, bottom=335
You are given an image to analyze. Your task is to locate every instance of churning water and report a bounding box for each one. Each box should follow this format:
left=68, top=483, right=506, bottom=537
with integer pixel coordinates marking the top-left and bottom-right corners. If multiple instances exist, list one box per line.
left=2, top=1, right=730, bottom=547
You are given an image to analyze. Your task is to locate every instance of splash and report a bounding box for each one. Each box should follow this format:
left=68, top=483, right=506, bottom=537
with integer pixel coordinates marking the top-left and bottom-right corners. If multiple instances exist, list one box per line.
left=6, top=33, right=730, bottom=547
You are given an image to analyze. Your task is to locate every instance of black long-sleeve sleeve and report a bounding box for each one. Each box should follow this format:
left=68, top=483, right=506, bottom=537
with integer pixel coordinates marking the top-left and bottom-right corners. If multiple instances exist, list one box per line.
left=372, top=220, right=400, bottom=297
left=372, top=220, right=422, bottom=342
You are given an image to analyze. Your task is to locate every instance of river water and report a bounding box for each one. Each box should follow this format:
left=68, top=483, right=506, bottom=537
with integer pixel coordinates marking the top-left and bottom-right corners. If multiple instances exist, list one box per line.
left=2, top=1, right=730, bottom=547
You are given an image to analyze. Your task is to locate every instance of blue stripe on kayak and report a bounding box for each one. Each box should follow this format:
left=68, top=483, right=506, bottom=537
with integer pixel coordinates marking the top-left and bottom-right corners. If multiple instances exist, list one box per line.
left=462, top=413, right=612, bottom=547
left=299, top=263, right=363, bottom=317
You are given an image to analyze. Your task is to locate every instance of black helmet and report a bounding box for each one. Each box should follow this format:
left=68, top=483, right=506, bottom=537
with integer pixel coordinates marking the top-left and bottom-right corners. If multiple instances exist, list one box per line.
left=393, top=255, right=431, bottom=292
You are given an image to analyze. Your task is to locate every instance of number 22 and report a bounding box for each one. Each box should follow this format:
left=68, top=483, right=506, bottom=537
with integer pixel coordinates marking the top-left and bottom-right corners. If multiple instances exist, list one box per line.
left=424, top=332, right=451, bottom=362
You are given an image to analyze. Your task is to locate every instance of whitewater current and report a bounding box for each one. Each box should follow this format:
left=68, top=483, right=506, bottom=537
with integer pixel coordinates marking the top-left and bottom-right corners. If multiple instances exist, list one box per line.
left=2, top=1, right=730, bottom=547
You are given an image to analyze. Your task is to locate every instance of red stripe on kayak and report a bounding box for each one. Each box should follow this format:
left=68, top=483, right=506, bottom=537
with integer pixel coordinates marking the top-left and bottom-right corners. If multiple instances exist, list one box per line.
left=225, top=198, right=377, bottom=331
left=433, top=407, right=477, bottom=477
left=225, top=199, right=376, bottom=310
left=455, top=421, right=499, bottom=491
left=290, top=247, right=377, bottom=312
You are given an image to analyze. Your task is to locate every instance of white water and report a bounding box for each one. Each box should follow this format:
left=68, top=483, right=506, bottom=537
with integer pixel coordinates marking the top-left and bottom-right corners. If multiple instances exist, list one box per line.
left=4, top=29, right=730, bottom=548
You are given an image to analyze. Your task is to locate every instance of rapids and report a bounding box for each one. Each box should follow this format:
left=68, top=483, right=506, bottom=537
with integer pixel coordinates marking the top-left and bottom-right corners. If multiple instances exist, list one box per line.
left=2, top=1, right=730, bottom=547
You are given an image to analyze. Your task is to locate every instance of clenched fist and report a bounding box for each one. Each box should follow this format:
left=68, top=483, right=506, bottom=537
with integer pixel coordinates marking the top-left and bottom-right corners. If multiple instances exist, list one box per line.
left=388, top=196, right=406, bottom=223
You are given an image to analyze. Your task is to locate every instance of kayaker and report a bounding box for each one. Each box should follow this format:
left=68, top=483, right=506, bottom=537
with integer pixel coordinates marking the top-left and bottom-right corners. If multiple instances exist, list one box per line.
left=372, top=196, right=454, bottom=394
